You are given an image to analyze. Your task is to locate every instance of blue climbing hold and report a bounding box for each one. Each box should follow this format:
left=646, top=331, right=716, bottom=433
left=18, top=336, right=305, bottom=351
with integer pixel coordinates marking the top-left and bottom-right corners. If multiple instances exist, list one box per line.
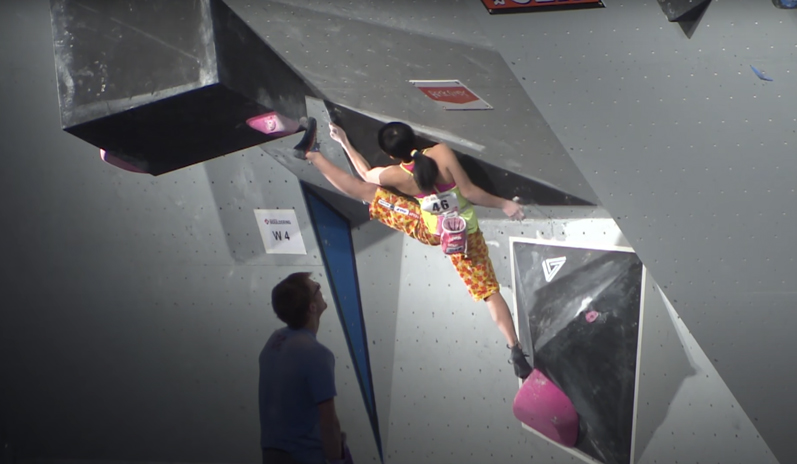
left=751, top=65, right=774, bottom=82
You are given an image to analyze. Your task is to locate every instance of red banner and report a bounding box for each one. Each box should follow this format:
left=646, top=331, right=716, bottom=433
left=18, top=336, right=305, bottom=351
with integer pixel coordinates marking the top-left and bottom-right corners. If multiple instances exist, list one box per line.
left=418, top=86, right=479, bottom=105
left=409, top=80, right=492, bottom=111
left=481, top=0, right=604, bottom=14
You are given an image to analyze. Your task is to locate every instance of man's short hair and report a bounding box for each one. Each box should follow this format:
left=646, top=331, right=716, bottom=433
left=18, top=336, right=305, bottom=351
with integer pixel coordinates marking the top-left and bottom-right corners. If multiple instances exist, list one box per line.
left=271, top=272, right=313, bottom=329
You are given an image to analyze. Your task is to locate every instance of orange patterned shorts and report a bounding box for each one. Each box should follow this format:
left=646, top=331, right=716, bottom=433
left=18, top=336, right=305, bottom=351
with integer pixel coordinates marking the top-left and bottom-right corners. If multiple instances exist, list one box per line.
left=369, top=188, right=440, bottom=246
left=449, top=230, right=500, bottom=301
left=369, top=188, right=499, bottom=301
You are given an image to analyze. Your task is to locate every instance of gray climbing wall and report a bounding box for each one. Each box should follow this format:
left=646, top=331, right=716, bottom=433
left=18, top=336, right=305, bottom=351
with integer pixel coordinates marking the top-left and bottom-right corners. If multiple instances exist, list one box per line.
left=470, top=1, right=796, bottom=462
left=634, top=283, right=776, bottom=464
left=350, top=206, right=775, bottom=464
left=0, top=1, right=378, bottom=462
left=223, top=0, right=599, bottom=205
left=0, top=0, right=789, bottom=464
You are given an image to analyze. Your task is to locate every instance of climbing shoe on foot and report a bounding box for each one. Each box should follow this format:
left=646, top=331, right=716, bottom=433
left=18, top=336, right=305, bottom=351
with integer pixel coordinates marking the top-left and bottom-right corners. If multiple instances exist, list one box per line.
left=292, top=116, right=318, bottom=160
left=509, top=343, right=533, bottom=379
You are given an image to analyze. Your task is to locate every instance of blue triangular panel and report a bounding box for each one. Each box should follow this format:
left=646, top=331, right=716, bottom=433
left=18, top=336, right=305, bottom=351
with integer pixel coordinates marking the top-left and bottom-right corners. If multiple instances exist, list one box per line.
left=302, top=184, right=383, bottom=463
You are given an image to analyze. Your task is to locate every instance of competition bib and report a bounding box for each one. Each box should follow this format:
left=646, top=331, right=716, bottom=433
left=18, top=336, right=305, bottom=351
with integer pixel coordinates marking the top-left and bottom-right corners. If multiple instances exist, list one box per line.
left=420, top=190, right=458, bottom=216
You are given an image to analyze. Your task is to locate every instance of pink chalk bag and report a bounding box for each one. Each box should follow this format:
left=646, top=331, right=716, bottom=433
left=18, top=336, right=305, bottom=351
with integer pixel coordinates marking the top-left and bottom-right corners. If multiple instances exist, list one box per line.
left=420, top=189, right=468, bottom=256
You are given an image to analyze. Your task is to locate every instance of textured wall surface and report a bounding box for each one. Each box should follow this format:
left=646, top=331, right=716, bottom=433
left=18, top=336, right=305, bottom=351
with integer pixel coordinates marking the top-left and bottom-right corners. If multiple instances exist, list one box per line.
left=224, top=0, right=599, bottom=204
left=1, top=0, right=790, bottom=463
left=0, top=1, right=374, bottom=461
left=634, top=284, right=776, bottom=464
left=470, top=1, right=797, bottom=462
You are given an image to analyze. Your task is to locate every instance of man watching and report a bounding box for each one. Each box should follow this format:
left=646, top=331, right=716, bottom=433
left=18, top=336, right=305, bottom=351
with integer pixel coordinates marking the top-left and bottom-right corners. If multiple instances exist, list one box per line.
left=259, top=272, right=349, bottom=464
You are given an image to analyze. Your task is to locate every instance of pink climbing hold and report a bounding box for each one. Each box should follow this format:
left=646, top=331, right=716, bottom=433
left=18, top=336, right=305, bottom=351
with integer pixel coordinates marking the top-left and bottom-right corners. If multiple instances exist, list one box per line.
left=512, top=369, right=579, bottom=447
left=585, top=310, right=599, bottom=323
left=99, top=149, right=147, bottom=174
left=246, top=111, right=300, bottom=136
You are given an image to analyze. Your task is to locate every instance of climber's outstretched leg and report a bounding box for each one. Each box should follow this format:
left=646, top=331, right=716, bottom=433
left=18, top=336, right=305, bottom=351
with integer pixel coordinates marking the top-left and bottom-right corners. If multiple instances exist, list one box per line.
left=305, top=150, right=378, bottom=203
left=303, top=150, right=438, bottom=246
left=295, top=116, right=439, bottom=247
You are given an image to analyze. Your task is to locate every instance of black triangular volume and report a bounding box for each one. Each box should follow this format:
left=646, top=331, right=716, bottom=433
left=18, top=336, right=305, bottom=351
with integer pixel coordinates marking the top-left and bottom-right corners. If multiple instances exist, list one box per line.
left=657, top=0, right=712, bottom=22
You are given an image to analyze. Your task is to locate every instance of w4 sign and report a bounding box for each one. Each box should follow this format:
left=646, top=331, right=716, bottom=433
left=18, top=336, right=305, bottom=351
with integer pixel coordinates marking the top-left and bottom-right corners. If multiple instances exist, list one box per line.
left=254, top=209, right=307, bottom=255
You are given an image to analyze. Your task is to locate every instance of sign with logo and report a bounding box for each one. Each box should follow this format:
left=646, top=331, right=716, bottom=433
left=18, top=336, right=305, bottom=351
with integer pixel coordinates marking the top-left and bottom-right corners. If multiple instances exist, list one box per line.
left=254, top=209, right=307, bottom=255
left=409, top=80, right=492, bottom=110
left=480, top=0, right=604, bottom=14
left=542, top=256, right=567, bottom=282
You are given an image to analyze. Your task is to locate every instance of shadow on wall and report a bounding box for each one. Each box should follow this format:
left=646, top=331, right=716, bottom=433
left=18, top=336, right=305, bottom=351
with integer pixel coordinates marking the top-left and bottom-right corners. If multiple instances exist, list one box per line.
left=323, top=101, right=596, bottom=207
left=200, top=143, right=400, bottom=455
left=349, top=219, right=405, bottom=454
left=202, top=147, right=375, bottom=263
left=632, top=281, right=698, bottom=461
left=203, top=148, right=275, bottom=263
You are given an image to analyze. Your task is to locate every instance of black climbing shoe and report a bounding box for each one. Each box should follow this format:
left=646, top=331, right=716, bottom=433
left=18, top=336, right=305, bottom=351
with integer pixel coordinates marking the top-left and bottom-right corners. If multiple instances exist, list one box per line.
left=292, top=116, right=318, bottom=160
left=509, top=343, right=533, bottom=380
left=575, top=413, right=588, bottom=446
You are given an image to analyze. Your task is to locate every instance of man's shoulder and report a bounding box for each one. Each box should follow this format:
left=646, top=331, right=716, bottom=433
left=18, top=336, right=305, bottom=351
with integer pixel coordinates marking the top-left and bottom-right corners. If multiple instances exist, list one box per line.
left=291, top=335, right=335, bottom=370
left=265, top=326, right=290, bottom=343
left=311, top=337, right=335, bottom=358
left=286, top=329, right=333, bottom=355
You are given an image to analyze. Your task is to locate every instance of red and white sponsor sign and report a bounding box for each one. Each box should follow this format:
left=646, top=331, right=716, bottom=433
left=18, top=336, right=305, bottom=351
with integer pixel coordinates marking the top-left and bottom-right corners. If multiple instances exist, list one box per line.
left=409, top=80, right=492, bottom=111
left=481, top=0, right=604, bottom=14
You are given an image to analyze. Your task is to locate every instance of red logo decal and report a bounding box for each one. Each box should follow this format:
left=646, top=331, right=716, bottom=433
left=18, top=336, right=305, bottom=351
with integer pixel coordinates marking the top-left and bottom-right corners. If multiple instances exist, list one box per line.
left=418, top=86, right=479, bottom=105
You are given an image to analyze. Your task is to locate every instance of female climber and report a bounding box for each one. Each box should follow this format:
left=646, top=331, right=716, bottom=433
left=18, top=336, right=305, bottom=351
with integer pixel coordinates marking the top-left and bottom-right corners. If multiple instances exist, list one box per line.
left=294, top=117, right=533, bottom=379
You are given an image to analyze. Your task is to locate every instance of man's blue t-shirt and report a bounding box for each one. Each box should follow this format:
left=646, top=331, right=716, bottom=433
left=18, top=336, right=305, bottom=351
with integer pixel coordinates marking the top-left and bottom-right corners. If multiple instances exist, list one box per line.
left=259, top=327, right=336, bottom=464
